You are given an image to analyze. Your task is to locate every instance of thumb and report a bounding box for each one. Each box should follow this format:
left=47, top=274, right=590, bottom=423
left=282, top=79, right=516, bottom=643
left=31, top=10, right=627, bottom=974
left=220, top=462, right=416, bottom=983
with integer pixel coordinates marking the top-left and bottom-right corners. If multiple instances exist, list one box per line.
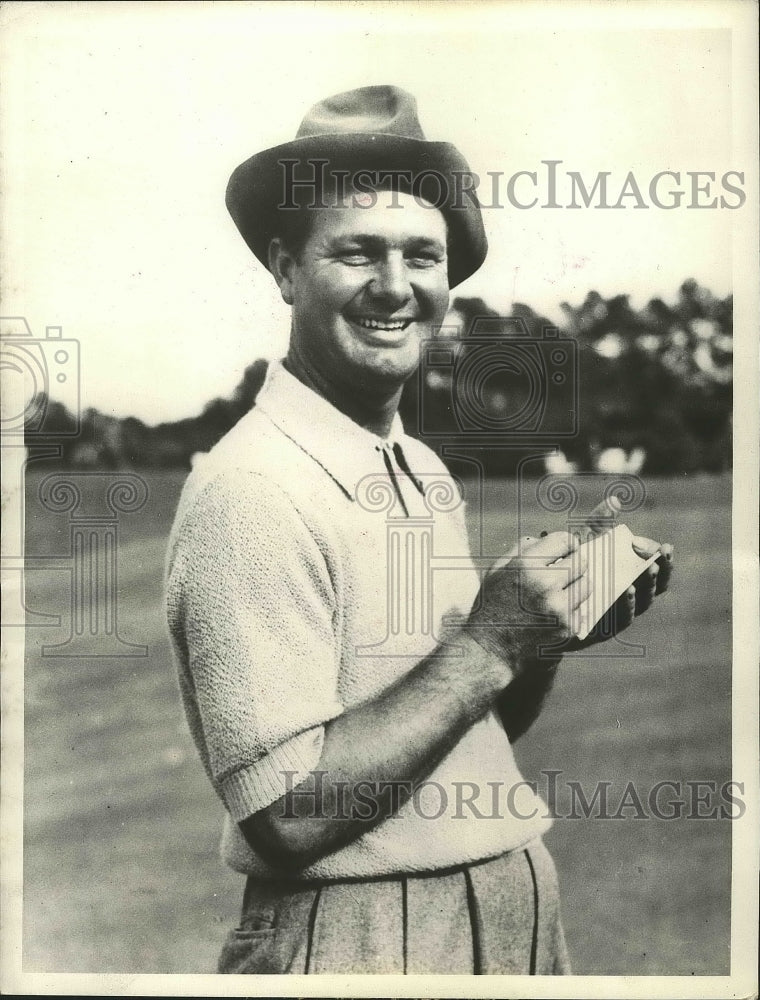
left=631, top=534, right=661, bottom=559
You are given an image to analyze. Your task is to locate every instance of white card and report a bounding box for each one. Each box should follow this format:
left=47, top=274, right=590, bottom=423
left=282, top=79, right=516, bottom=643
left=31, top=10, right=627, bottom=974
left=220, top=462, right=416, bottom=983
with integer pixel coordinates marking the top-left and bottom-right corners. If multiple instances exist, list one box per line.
left=573, top=524, right=660, bottom=640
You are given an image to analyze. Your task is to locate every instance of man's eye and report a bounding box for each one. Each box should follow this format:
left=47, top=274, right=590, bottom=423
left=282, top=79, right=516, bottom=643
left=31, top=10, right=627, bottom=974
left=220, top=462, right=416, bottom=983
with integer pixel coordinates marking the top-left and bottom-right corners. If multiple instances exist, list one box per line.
left=339, top=254, right=371, bottom=266
left=407, top=254, right=444, bottom=268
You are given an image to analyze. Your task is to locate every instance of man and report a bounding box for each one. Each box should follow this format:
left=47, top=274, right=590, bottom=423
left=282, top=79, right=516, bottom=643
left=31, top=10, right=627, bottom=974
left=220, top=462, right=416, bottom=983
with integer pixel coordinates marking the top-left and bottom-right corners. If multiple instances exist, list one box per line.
left=165, top=85, right=672, bottom=975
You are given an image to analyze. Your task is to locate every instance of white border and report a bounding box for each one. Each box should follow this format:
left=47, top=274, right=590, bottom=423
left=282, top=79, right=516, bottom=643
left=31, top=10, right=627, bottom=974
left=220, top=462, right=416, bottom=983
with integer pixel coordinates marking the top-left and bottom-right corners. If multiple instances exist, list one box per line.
left=1, top=1, right=757, bottom=997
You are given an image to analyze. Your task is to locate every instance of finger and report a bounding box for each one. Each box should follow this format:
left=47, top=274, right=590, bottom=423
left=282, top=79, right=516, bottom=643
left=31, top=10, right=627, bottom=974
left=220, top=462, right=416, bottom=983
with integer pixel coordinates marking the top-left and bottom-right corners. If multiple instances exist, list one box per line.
left=547, top=568, right=591, bottom=621
left=634, top=564, right=658, bottom=615
left=655, top=544, right=673, bottom=593
left=585, top=494, right=621, bottom=536
left=632, top=534, right=661, bottom=559
left=566, top=570, right=592, bottom=610
left=519, top=534, right=542, bottom=554
left=532, top=548, right=586, bottom=595
left=560, top=548, right=589, bottom=589
left=634, top=557, right=659, bottom=584
left=616, top=585, right=637, bottom=630
left=548, top=579, right=593, bottom=635
left=595, top=585, right=635, bottom=637
left=522, top=530, right=580, bottom=565
left=545, top=590, right=576, bottom=636
left=573, top=598, right=593, bottom=639
left=539, top=530, right=578, bottom=542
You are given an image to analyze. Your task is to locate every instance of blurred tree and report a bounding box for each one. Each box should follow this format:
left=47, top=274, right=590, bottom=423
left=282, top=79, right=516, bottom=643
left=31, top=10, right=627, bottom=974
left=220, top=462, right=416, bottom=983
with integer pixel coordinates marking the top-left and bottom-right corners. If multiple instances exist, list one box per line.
left=559, top=279, right=731, bottom=473
left=26, top=282, right=732, bottom=474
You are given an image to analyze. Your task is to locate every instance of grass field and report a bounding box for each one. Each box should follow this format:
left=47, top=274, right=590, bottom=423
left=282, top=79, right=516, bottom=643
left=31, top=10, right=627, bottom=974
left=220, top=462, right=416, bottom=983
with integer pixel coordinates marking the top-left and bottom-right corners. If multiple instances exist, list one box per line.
left=21, top=467, right=733, bottom=975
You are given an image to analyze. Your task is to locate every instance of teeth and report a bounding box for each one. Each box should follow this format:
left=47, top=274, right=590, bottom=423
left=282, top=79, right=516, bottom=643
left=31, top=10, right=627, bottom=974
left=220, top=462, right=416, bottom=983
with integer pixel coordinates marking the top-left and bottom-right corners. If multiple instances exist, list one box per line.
left=355, top=318, right=408, bottom=331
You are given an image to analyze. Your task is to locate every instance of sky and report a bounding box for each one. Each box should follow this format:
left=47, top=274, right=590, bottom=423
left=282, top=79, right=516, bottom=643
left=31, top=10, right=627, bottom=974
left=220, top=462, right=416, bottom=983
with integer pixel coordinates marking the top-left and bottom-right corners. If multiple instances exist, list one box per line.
left=1, top=1, right=754, bottom=425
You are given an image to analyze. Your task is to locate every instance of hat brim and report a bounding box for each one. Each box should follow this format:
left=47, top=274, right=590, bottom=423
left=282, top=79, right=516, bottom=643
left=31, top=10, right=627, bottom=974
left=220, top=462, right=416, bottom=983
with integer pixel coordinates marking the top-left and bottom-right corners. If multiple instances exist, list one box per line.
left=225, top=133, right=487, bottom=288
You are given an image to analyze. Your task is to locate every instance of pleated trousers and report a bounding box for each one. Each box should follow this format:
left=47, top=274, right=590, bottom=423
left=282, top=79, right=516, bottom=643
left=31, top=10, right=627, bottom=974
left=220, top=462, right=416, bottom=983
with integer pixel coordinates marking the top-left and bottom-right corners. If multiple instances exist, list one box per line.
left=217, top=838, right=570, bottom=975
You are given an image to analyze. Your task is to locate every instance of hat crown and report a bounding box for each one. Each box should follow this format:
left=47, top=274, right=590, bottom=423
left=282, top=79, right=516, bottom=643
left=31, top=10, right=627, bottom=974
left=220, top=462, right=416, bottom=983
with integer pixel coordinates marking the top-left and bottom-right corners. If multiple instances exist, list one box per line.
left=226, top=85, right=488, bottom=286
left=295, top=85, right=425, bottom=140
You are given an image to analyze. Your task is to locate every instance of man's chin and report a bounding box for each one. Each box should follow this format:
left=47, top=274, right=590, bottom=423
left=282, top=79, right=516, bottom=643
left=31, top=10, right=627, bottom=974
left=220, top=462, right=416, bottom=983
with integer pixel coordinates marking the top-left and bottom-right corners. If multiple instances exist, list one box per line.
left=356, top=347, right=419, bottom=386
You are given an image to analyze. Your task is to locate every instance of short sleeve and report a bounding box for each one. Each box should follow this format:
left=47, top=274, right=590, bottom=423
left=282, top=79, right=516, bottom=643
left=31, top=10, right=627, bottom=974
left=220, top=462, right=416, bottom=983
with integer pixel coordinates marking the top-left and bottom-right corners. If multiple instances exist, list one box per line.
left=167, top=470, right=344, bottom=821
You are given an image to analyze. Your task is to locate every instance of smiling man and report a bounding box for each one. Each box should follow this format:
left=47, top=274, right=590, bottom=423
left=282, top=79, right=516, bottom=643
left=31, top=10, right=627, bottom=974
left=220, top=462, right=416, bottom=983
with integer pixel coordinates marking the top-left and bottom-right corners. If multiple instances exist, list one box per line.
left=165, top=85, right=671, bottom=976
left=271, top=187, right=450, bottom=435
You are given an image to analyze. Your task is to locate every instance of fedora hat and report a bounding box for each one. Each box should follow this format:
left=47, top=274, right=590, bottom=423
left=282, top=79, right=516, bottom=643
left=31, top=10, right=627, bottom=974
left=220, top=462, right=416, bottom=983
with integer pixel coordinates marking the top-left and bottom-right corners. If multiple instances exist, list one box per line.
left=225, top=85, right=487, bottom=288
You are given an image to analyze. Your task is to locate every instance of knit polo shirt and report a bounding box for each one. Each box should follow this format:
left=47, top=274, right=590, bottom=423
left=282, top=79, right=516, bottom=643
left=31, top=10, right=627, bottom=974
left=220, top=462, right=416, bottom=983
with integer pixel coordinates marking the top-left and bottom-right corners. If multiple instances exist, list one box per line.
left=165, top=360, right=551, bottom=880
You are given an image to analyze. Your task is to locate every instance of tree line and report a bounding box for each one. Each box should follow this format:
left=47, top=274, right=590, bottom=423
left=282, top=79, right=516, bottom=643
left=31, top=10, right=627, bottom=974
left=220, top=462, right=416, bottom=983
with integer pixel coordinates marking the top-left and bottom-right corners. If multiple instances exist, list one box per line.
left=28, top=280, right=731, bottom=476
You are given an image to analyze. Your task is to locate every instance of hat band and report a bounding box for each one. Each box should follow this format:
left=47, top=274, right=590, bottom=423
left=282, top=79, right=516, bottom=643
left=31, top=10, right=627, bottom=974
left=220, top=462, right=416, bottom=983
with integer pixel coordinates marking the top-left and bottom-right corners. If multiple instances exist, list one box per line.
left=276, top=158, right=481, bottom=213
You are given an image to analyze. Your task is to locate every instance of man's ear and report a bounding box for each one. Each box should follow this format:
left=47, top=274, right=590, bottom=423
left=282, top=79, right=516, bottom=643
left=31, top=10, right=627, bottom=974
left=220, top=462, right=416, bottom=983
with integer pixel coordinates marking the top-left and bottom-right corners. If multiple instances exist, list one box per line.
left=268, top=237, right=296, bottom=306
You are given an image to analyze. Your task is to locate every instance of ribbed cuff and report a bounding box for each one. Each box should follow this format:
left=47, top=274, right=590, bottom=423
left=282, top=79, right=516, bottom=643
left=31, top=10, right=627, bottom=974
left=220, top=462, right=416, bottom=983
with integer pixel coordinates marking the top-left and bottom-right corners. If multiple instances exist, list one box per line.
left=220, top=726, right=326, bottom=822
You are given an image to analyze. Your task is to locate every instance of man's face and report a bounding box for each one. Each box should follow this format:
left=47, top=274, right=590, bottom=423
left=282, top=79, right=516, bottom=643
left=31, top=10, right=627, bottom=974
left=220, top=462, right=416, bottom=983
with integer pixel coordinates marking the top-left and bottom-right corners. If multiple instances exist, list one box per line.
left=276, top=190, right=450, bottom=389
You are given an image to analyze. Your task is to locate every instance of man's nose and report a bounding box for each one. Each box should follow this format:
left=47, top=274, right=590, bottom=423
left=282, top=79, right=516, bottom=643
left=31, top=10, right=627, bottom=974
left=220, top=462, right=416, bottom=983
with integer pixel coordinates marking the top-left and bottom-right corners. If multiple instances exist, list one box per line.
left=369, top=253, right=412, bottom=305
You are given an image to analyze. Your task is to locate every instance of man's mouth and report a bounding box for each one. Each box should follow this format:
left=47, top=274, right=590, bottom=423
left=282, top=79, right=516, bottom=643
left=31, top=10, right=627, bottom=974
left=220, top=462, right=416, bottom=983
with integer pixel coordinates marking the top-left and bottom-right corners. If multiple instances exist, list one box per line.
left=350, top=317, right=414, bottom=332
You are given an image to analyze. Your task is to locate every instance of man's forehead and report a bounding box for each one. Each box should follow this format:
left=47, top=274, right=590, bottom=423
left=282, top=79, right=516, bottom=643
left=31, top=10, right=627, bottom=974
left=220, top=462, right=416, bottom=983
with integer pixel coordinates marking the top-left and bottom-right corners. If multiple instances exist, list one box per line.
left=305, top=190, right=448, bottom=245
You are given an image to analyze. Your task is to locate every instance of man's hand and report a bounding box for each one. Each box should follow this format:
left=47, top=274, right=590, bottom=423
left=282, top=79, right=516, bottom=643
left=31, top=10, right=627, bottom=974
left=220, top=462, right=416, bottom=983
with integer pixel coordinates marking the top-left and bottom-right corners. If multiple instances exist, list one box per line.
left=467, top=531, right=591, bottom=674
left=574, top=495, right=674, bottom=646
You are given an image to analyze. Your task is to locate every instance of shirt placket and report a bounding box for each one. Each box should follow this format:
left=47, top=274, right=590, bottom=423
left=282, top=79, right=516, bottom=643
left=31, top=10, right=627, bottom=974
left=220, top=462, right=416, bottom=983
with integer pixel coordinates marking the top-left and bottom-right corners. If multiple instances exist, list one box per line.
left=376, top=442, right=427, bottom=519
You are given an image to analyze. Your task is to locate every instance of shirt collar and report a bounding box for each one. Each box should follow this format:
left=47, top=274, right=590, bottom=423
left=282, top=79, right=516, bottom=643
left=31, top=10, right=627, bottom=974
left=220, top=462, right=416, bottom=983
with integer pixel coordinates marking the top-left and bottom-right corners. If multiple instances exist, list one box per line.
left=255, top=360, right=407, bottom=500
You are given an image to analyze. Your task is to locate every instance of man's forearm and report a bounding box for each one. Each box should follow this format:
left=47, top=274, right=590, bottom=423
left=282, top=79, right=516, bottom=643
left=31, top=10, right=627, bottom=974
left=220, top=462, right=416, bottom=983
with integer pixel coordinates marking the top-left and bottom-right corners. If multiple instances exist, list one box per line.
left=239, top=630, right=513, bottom=869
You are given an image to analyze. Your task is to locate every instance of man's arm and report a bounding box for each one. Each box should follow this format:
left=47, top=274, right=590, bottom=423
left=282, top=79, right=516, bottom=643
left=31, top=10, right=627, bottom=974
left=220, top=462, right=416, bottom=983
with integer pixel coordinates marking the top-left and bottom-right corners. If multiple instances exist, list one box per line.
left=241, top=630, right=509, bottom=869
left=241, top=530, right=590, bottom=870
